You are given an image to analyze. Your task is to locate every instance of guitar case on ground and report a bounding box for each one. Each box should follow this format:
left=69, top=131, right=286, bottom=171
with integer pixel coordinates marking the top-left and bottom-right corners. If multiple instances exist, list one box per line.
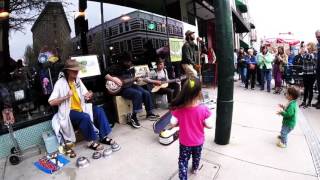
left=153, top=111, right=179, bottom=145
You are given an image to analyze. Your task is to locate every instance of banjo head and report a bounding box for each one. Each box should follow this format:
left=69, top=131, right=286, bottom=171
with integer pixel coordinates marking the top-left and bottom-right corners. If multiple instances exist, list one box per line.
left=106, top=77, right=121, bottom=94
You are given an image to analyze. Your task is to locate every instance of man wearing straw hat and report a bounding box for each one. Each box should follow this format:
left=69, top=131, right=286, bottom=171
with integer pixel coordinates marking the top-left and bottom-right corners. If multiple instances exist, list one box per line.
left=49, top=59, right=120, bottom=156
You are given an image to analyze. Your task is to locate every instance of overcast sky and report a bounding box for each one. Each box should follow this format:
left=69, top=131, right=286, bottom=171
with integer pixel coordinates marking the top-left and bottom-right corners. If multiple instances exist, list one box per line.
left=248, top=0, right=320, bottom=43
left=9, top=0, right=320, bottom=59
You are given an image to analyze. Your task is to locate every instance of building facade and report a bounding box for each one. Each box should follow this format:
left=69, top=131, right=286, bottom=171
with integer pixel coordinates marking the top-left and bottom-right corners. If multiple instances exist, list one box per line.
left=31, top=2, right=72, bottom=61
left=72, top=10, right=184, bottom=62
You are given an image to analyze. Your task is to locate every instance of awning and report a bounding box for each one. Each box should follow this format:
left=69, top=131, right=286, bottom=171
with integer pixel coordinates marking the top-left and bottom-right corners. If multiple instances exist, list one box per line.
left=240, top=39, right=249, bottom=49
left=232, top=8, right=250, bottom=33
left=235, top=0, right=248, bottom=13
left=91, top=0, right=168, bottom=17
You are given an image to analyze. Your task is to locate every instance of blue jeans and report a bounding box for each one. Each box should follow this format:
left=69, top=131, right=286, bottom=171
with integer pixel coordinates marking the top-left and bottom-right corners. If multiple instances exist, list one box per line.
left=260, top=69, right=272, bottom=91
left=280, top=125, right=293, bottom=145
left=179, top=144, right=203, bottom=180
left=240, top=67, right=247, bottom=83
left=120, top=85, right=154, bottom=113
left=70, top=106, right=112, bottom=141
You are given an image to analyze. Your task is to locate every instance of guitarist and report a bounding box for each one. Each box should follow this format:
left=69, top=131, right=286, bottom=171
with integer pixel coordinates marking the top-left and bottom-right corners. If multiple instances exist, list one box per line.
left=104, top=52, right=159, bottom=129
left=146, top=59, right=181, bottom=103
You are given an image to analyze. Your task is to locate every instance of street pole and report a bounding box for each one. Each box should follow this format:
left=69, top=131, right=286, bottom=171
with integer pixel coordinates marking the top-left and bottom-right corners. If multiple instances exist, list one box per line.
left=80, top=16, right=88, bottom=55
left=100, top=2, right=107, bottom=69
left=214, top=0, right=234, bottom=145
left=79, top=0, right=88, bottom=55
left=0, top=0, right=10, bottom=82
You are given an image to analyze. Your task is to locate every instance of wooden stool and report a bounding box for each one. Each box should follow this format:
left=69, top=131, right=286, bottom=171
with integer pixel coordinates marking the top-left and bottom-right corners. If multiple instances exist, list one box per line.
left=113, top=96, right=132, bottom=124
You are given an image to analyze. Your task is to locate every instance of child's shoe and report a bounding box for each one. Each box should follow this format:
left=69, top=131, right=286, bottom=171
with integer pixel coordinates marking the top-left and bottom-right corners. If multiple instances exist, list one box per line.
left=191, top=164, right=203, bottom=174
left=277, top=141, right=286, bottom=148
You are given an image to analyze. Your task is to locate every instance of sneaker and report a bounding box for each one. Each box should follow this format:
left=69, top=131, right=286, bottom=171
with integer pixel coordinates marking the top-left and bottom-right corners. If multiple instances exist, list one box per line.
left=128, top=116, right=141, bottom=128
left=191, top=164, right=203, bottom=174
left=277, top=141, right=286, bottom=148
left=277, top=135, right=281, bottom=139
left=146, top=113, right=160, bottom=121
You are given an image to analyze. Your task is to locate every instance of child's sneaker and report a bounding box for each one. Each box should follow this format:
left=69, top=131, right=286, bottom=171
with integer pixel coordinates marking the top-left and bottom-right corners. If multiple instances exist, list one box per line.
left=191, top=164, right=203, bottom=174
left=277, top=141, right=286, bottom=148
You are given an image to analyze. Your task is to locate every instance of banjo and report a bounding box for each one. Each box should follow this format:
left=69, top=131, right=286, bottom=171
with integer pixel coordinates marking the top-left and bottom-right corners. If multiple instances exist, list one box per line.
left=105, top=75, right=146, bottom=95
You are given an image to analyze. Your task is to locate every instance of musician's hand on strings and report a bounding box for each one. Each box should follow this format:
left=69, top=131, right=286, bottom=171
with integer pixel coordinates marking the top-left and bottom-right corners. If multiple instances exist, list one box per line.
left=113, top=77, right=123, bottom=86
left=154, top=80, right=162, bottom=86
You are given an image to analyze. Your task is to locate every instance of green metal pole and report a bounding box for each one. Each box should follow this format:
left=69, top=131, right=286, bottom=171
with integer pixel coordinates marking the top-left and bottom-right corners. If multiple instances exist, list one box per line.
left=214, top=0, right=234, bottom=145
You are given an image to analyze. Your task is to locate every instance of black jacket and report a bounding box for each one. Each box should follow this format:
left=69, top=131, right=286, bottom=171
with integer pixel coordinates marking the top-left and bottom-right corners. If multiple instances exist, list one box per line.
left=181, top=41, right=197, bottom=65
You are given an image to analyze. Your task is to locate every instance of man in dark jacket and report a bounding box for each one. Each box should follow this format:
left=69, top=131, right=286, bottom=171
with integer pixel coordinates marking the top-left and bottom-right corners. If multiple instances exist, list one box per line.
left=181, top=30, right=198, bottom=78
left=314, top=30, right=320, bottom=109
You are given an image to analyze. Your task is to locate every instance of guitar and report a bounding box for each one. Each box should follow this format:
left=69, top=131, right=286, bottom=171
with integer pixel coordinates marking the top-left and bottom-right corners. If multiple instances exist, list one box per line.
left=151, top=76, right=186, bottom=93
left=105, top=75, right=146, bottom=95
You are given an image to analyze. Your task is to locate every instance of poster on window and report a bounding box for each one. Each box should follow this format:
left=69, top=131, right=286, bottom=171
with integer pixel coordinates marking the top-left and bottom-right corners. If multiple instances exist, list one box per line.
left=71, top=55, right=101, bottom=78
left=169, top=38, right=184, bottom=62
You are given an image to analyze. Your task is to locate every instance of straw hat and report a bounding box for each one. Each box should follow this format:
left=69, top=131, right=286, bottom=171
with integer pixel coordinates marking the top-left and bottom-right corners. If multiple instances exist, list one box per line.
left=64, top=59, right=81, bottom=71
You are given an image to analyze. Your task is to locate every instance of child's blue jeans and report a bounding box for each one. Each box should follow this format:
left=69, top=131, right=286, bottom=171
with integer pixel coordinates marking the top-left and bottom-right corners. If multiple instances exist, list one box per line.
left=178, top=144, right=203, bottom=180
left=280, top=125, right=293, bottom=145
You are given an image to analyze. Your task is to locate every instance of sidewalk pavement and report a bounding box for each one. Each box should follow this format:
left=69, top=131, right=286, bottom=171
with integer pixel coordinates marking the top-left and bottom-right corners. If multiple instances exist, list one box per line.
left=1, top=83, right=319, bottom=180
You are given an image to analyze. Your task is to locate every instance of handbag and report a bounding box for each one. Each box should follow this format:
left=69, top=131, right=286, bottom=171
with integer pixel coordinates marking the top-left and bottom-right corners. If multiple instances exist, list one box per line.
left=249, top=64, right=256, bottom=70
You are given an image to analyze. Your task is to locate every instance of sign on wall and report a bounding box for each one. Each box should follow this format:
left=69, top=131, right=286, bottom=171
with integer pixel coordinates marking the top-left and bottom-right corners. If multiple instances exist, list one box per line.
left=71, top=55, right=101, bottom=78
left=169, top=38, right=184, bottom=62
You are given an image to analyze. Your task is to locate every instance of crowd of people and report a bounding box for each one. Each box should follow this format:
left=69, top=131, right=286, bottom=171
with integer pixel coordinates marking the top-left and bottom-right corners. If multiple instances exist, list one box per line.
left=235, top=30, right=320, bottom=110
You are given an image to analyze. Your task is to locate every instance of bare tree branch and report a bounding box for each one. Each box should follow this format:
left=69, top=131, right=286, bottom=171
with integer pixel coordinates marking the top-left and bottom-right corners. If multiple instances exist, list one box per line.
left=8, top=0, right=73, bottom=32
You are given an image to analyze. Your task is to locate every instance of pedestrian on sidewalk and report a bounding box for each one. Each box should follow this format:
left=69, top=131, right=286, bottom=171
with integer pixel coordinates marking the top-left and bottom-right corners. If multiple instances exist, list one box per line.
left=273, top=46, right=288, bottom=94
left=258, top=45, right=273, bottom=92
left=237, top=48, right=247, bottom=86
left=300, top=42, right=317, bottom=108
left=313, top=30, right=320, bottom=109
left=245, top=48, right=257, bottom=90
left=170, top=78, right=213, bottom=180
left=276, top=87, right=300, bottom=148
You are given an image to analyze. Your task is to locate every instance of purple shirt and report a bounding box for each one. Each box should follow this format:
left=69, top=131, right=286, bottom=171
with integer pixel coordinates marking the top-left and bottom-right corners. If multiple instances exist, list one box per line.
left=172, top=105, right=212, bottom=146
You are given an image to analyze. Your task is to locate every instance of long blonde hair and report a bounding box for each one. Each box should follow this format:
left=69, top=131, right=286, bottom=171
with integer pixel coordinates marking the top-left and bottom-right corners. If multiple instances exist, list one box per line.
left=307, top=42, right=317, bottom=53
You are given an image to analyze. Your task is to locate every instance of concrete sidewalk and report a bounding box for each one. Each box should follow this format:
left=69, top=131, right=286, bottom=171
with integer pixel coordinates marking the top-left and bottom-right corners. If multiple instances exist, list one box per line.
left=0, top=84, right=319, bottom=180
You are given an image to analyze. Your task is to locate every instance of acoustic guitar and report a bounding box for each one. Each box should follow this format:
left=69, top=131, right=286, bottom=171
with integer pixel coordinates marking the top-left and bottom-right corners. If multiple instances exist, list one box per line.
left=151, top=76, right=186, bottom=93
left=105, top=75, right=146, bottom=95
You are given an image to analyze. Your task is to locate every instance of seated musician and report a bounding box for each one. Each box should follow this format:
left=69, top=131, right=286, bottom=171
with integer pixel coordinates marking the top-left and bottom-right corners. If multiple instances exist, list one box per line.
left=48, top=59, right=120, bottom=156
left=145, top=59, right=181, bottom=103
left=105, top=52, right=159, bottom=129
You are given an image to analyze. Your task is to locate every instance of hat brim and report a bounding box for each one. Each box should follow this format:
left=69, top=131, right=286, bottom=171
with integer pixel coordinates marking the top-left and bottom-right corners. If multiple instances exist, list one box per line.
left=185, top=31, right=195, bottom=36
left=64, top=67, right=81, bottom=71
